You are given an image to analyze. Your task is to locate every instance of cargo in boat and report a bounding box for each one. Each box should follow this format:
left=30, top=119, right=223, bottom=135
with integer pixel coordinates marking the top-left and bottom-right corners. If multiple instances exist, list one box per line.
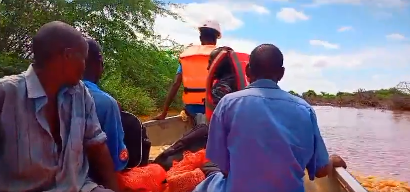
left=143, top=115, right=368, bottom=192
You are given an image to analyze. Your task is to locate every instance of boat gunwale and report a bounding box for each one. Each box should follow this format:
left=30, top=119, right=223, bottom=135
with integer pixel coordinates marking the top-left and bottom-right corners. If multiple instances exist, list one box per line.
left=334, top=167, right=368, bottom=192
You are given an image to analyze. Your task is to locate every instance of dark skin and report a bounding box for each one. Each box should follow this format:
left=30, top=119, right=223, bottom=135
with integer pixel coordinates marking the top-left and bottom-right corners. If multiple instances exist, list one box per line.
left=152, top=28, right=218, bottom=120
left=247, top=44, right=347, bottom=178
left=82, top=39, right=122, bottom=191
left=33, top=22, right=119, bottom=191
left=83, top=40, right=104, bottom=84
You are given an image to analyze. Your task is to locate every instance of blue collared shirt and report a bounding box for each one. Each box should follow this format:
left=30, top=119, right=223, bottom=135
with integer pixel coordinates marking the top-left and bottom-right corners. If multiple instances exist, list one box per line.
left=84, top=80, right=128, bottom=171
left=195, top=79, right=329, bottom=192
left=0, top=65, right=107, bottom=192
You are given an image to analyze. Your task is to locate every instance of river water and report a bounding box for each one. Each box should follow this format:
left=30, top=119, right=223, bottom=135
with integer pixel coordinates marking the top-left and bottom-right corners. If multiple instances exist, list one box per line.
left=314, top=106, right=410, bottom=183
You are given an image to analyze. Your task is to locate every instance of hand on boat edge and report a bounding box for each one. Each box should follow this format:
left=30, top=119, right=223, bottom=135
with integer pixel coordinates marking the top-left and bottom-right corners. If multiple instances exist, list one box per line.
left=330, top=154, right=347, bottom=169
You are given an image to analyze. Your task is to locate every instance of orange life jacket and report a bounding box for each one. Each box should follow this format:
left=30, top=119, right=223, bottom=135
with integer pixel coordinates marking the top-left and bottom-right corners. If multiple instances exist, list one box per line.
left=205, top=50, right=250, bottom=121
left=180, top=45, right=217, bottom=105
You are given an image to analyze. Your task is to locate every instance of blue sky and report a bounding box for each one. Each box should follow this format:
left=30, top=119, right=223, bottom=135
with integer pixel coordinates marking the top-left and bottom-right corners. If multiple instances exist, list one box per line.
left=154, top=0, right=410, bottom=93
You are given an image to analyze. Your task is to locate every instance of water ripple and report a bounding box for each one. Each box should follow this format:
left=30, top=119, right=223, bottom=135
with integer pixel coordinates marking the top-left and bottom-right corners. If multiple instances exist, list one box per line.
left=314, top=106, right=410, bottom=182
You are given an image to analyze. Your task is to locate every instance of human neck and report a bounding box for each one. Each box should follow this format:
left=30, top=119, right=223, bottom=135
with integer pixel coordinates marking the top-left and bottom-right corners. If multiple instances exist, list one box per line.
left=34, top=67, right=62, bottom=98
left=201, top=41, right=216, bottom=45
left=83, top=75, right=98, bottom=84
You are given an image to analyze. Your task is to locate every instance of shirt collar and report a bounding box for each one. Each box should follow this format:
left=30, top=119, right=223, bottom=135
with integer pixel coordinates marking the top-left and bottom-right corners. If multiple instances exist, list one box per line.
left=25, top=64, right=79, bottom=98
left=246, top=79, right=280, bottom=89
left=83, top=80, right=99, bottom=90
left=25, top=65, right=46, bottom=98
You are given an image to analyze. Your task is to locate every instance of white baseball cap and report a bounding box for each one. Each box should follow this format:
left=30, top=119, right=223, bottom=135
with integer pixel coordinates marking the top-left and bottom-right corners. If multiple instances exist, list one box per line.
left=198, top=20, right=221, bottom=39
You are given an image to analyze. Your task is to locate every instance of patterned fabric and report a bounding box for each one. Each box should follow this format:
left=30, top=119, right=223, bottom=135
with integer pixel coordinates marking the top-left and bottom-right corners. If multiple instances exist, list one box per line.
left=211, top=75, right=236, bottom=106
left=0, top=65, right=107, bottom=192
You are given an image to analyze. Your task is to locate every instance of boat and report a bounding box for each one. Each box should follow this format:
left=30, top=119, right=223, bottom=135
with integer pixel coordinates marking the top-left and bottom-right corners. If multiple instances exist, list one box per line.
left=143, top=115, right=368, bottom=192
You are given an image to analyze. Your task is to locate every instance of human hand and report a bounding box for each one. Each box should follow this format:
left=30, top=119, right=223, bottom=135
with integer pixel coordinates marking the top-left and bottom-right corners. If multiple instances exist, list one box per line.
left=330, top=154, right=347, bottom=169
left=200, top=162, right=221, bottom=177
left=152, top=112, right=167, bottom=120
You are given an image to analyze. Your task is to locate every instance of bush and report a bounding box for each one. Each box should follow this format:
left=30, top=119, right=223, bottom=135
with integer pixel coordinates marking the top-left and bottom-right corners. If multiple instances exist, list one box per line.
left=0, top=0, right=184, bottom=115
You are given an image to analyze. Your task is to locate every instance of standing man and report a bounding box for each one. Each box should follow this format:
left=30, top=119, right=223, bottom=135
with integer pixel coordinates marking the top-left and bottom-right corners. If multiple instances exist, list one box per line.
left=195, top=44, right=347, bottom=192
left=0, top=21, right=118, bottom=192
left=83, top=39, right=129, bottom=174
left=153, top=20, right=221, bottom=120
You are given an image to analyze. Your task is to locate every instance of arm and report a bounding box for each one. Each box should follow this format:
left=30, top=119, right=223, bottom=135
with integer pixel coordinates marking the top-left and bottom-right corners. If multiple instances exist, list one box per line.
left=306, top=108, right=331, bottom=180
left=162, top=64, right=182, bottom=113
left=154, top=64, right=182, bottom=119
left=103, top=99, right=128, bottom=171
left=84, top=93, right=119, bottom=191
left=206, top=98, right=230, bottom=176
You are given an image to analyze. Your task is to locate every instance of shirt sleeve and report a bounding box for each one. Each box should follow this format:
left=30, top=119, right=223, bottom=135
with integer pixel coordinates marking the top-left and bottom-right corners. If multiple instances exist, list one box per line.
left=206, top=98, right=230, bottom=173
left=84, top=89, right=107, bottom=147
left=176, top=64, right=182, bottom=74
left=306, top=108, right=330, bottom=180
left=103, top=99, right=128, bottom=171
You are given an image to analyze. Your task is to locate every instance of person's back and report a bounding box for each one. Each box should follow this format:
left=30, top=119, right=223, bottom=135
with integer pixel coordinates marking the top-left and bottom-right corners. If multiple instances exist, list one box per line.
left=153, top=20, right=222, bottom=120
left=215, top=79, right=317, bottom=191
left=196, top=44, right=346, bottom=192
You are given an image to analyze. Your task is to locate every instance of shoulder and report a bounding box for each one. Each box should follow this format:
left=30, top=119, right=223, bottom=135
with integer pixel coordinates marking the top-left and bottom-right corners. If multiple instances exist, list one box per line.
left=222, top=87, right=313, bottom=111
left=0, top=73, right=27, bottom=97
left=0, top=73, right=26, bottom=90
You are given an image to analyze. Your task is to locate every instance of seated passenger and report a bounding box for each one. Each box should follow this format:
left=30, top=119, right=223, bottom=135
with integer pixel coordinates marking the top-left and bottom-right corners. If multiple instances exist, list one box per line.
left=153, top=47, right=250, bottom=170
left=195, top=44, right=347, bottom=192
left=0, top=21, right=118, bottom=192
left=83, top=39, right=129, bottom=177
left=205, top=46, right=249, bottom=121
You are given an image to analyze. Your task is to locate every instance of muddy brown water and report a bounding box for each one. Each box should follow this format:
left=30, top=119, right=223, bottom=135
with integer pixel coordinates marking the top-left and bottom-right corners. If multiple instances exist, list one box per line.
left=314, top=106, right=410, bottom=183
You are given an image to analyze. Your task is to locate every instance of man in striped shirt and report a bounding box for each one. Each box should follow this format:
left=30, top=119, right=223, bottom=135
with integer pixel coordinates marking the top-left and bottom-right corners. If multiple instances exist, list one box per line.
left=0, top=21, right=118, bottom=192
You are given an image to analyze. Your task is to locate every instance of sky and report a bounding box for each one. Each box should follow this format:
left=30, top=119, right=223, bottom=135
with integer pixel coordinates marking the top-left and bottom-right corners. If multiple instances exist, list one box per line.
left=153, top=0, right=410, bottom=94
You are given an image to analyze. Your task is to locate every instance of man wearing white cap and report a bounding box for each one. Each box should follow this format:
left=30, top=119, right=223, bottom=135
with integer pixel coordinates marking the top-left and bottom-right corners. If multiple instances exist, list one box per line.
left=153, top=20, right=221, bottom=120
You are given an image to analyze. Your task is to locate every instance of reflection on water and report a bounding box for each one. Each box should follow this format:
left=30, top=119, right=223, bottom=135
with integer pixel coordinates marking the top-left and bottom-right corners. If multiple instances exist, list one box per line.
left=314, top=106, right=410, bottom=182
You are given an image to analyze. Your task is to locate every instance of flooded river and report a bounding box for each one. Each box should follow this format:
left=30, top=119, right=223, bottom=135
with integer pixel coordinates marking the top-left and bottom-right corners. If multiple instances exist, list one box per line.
left=314, top=106, right=410, bottom=183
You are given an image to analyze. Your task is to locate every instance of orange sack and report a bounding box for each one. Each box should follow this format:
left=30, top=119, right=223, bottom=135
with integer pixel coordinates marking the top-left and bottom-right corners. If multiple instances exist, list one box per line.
left=118, top=149, right=209, bottom=192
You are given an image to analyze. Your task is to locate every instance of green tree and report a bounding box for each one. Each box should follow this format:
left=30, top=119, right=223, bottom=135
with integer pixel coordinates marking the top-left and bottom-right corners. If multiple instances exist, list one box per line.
left=302, top=90, right=317, bottom=98
left=0, top=0, right=184, bottom=115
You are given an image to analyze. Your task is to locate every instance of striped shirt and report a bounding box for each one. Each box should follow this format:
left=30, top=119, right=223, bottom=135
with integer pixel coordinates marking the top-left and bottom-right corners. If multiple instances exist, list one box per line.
left=0, top=65, right=107, bottom=192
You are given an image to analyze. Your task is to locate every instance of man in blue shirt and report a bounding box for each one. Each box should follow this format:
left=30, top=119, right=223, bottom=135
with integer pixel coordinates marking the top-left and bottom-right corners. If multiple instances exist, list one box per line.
left=83, top=38, right=129, bottom=173
left=195, top=44, right=347, bottom=192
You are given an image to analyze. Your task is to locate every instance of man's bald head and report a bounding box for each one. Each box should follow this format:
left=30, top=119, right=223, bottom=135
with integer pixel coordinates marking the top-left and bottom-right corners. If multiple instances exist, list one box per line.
left=248, top=44, right=284, bottom=81
left=32, top=21, right=85, bottom=67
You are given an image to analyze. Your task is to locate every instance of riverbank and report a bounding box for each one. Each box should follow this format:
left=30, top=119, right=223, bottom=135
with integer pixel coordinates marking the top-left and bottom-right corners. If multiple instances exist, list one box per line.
left=291, top=88, right=410, bottom=111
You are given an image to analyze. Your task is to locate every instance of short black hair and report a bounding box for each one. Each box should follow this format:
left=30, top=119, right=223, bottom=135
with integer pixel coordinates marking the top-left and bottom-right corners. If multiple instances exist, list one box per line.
left=85, top=38, right=102, bottom=65
left=199, top=27, right=219, bottom=42
left=249, top=44, right=283, bottom=76
left=32, top=21, right=84, bottom=67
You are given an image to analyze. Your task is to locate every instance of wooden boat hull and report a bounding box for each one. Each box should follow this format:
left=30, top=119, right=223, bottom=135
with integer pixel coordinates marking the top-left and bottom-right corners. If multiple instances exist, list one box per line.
left=143, top=115, right=368, bottom=192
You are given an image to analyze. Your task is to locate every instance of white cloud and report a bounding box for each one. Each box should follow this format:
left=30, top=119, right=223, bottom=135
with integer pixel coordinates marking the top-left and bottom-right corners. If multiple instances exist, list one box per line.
left=154, top=1, right=410, bottom=93
left=386, top=33, right=407, bottom=40
left=276, top=8, right=310, bottom=23
left=206, top=0, right=270, bottom=14
left=309, top=40, right=340, bottom=49
left=309, top=0, right=409, bottom=8
left=337, top=26, right=353, bottom=32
